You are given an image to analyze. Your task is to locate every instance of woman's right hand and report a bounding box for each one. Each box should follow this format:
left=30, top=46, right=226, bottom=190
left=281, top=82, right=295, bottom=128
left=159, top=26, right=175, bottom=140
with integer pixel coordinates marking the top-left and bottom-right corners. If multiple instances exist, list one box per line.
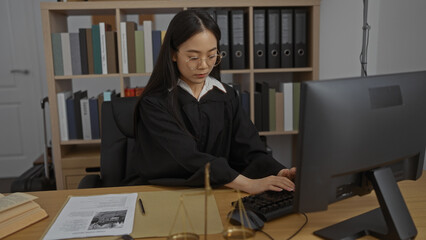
left=225, top=174, right=295, bottom=195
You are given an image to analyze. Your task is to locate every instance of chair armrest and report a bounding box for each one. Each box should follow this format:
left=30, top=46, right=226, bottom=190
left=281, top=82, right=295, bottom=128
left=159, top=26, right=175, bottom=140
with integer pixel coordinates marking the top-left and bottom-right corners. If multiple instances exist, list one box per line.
left=78, top=174, right=102, bottom=188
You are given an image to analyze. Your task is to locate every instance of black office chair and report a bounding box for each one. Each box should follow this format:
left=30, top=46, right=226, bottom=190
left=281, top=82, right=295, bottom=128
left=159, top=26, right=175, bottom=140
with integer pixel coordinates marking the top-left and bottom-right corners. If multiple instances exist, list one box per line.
left=78, top=97, right=140, bottom=188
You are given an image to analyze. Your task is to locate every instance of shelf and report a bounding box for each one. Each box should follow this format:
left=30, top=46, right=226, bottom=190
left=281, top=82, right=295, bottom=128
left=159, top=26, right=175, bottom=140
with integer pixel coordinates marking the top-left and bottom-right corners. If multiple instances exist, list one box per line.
left=61, top=144, right=100, bottom=162
left=61, top=139, right=101, bottom=145
left=54, top=74, right=121, bottom=80
left=259, top=130, right=298, bottom=136
left=253, top=67, right=313, bottom=73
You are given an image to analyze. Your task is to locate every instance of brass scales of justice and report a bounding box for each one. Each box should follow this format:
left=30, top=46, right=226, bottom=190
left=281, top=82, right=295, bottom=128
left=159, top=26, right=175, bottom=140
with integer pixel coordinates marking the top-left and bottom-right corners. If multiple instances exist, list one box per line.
left=167, top=163, right=256, bottom=240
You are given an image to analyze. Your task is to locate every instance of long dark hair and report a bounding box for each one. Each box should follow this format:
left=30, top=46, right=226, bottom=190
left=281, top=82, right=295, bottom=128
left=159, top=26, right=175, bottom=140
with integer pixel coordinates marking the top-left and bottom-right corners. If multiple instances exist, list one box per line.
left=143, top=9, right=221, bottom=96
left=134, top=10, right=222, bottom=135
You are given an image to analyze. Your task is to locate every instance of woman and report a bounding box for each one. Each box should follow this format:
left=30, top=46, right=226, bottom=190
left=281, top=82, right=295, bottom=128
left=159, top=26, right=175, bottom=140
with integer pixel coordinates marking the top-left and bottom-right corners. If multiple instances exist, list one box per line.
left=132, top=10, right=295, bottom=194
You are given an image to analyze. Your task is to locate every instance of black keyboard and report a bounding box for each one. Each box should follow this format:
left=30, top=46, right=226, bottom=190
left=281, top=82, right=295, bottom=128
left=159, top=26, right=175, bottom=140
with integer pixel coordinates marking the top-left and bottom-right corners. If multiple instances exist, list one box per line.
left=235, top=190, right=295, bottom=222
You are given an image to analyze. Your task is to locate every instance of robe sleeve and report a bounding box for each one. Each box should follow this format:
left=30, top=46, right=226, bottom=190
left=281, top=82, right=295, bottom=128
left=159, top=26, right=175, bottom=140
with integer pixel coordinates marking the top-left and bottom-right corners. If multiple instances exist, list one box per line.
left=227, top=87, right=286, bottom=179
left=137, top=94, right=240, bottom=187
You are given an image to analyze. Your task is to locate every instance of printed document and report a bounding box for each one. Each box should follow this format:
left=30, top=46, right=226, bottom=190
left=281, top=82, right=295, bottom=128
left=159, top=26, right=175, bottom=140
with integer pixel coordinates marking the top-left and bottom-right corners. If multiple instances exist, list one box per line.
left=43, top=193, right=138, bottom=240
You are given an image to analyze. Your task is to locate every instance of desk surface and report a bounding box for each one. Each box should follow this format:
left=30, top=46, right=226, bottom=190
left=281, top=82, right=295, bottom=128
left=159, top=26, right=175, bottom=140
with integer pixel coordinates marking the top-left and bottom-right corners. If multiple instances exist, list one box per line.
left=5, top=171, right=426, bottom=240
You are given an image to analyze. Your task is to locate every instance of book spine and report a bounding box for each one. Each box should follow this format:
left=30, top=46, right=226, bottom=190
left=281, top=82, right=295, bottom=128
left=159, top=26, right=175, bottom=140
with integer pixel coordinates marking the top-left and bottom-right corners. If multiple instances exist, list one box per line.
left=143, top=20, right=153, bottom=73
left=135, top=30, right=145, bottom=73
left=92, top=24, right=102, bottom=74
left=51, top=33, right=64, bottom=76
left=120, top=22, right=128, bottom=74
left=80, top=98, right=92, bottom=140
left=61, top=33, right=72, bottom=76
left=86, top=28, right=94, bottom=74
left=282, top=82, right=294, bottom=131
left=89, top=98, right=100, bottom=139
left=99, top=22, right=108, bottom=74
left=69, top=32, right=82, bottom=75
left=106, top=31, right=118, bottom=73
left=57, top=91, right=72, bottom=141
left=66, top=97, right=77, bottom=139
left=78, top=29, right=89, bottom=74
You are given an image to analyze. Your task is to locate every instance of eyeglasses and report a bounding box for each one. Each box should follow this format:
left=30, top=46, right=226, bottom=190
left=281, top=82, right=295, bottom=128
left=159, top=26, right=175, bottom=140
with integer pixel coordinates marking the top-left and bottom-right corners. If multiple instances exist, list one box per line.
left=179, top=51, right=222, bottom=70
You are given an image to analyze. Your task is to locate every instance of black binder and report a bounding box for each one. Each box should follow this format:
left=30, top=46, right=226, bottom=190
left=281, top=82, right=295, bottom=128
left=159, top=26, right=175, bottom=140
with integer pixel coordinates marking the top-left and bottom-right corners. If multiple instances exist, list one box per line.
left=216, top=10, right=230, bottom=70
left=266, top=9, right=280, bottom=68
left=294, top=8, right=308, bottom=67
left=79, top=29, right=89, bottom=74
left=73, top=90, right=88, bottom=139
left=253, top=9, right=266, bottom=69
left=230, top=10, right=246, bottom=69
left=255, top=82, right=270, bottom=131
left=280, top=8, right=293, bottom=68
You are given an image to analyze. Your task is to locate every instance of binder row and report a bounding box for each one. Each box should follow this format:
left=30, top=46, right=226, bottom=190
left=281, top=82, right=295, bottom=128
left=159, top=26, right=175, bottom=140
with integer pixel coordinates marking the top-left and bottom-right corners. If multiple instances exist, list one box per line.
left=229, top=82, right=300, bottom=133
left=211, top=9, right=248, bottom=70
left=120, top=21, right=166, bottom=74
left=253, top=8, right=308, bottom=69
left=254, top=82, right=300, bottom=132
left=51, top=21, right=166, bottom=76
left=51, top=23, right=118, bottom=76
left=57, top=90, right=119, bottom=141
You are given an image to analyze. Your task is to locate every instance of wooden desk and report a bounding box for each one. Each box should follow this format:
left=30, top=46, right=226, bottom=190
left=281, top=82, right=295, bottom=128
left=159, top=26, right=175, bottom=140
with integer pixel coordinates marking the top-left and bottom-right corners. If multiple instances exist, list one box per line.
left=5, top=172, right=426, bottom=240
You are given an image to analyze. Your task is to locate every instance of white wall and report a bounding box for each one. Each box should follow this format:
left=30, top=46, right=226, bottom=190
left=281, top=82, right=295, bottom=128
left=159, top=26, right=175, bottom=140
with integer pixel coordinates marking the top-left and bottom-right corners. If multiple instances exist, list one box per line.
left=272, top=0, right=426, bottom=170
left=319, top=0, right=426, bottom=170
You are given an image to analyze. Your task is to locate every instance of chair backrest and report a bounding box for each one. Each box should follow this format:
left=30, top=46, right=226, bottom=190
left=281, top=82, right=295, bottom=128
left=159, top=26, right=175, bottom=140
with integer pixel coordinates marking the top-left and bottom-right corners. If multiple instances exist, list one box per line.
left=100, top=97, right=138, bottom=187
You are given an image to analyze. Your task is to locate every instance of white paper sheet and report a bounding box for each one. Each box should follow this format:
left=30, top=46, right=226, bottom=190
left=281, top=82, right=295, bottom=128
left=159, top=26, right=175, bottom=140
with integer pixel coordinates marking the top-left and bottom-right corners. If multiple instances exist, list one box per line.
left=43, top=193, right=138, bottom=240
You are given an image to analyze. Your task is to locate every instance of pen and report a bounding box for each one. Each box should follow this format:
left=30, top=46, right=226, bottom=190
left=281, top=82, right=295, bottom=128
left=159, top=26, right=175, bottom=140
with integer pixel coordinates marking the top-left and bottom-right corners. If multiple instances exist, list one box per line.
left=139, top=198, right=146, bottom=215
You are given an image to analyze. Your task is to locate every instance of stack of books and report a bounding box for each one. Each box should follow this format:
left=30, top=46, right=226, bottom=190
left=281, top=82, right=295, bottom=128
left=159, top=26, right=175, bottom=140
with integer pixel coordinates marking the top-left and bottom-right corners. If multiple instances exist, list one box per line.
left=0, top=193, right=48, bottom=238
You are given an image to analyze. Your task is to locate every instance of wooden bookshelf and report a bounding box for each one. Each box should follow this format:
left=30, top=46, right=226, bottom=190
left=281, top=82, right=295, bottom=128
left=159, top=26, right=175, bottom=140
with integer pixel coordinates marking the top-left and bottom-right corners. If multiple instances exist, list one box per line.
left=41, top=0, right=320, bottom=189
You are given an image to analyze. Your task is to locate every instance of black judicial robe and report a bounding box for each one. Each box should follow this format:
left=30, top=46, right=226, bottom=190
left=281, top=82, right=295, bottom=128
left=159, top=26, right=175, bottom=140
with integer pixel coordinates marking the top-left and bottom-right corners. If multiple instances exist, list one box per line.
left=132, top=83, right=285, bottom=187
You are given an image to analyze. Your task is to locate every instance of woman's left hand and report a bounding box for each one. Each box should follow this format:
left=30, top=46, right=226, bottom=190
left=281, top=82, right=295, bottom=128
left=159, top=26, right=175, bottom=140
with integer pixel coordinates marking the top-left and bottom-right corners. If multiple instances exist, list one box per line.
left=277, top=167, right=296, bottom=181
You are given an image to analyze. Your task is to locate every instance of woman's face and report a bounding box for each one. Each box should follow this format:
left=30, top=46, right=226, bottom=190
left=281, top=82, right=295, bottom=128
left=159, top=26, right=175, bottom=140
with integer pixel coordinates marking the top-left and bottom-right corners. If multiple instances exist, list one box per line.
left=173, top=30, right=218, bottom=88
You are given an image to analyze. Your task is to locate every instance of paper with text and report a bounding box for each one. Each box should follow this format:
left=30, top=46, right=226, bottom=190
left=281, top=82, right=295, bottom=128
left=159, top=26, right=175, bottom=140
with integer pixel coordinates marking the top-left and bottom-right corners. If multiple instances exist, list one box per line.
left=43, top=193, right=137, bottom=240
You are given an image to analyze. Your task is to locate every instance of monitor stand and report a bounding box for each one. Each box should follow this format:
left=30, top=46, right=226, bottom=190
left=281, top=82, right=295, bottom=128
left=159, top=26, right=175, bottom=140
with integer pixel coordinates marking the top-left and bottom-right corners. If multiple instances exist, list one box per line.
left=314, top=167, right=417, bottom=240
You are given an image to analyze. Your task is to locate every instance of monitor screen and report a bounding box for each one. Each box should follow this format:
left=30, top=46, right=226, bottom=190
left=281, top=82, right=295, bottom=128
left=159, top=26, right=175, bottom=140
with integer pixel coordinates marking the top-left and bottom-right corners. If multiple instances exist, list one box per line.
left=294, top=71, right=426, bottom=239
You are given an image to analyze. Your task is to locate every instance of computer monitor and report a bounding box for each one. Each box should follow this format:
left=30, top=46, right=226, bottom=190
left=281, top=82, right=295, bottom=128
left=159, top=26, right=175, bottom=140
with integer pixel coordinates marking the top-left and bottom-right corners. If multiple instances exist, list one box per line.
left=294, top=71, right=426, bottom=239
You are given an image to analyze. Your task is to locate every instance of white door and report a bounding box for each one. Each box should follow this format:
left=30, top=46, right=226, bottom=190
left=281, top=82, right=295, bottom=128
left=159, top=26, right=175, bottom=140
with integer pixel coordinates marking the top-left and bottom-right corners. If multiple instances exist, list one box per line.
left=0, top=1, right=45, bottom=177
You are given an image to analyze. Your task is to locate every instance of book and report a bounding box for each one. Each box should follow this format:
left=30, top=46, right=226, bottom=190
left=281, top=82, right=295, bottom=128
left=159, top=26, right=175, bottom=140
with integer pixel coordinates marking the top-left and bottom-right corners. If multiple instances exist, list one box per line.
left=241, top=91, right=250, bottom=117
left=120, top=22, right=129, bottom=74
left=60, top=33, right=72, bottom=76
left=89, top=97, right=100, bottom=139
left=85, top=28, right=95, bottom=74
left=66, top=95, right=77, bottom=139
left=0, top=193, right=48, bottom=239
left=293, top=82, right=301, bottom=131
left=97, top=92, right=104, bottom=137
left=275, top=91, right=284, bottom=132
left=135, top=30, right=145, bottom=73
left=269, top=88, right=276, bottom=131
left=126, top=22, right=137, bottom=73
left=99, top=22, right=108, bottom=74
left=69, top=32, right=82, bottom=75
left=92, top=24, right=102, bottom=74
left=255, top=82, right=269, bottom=131
left=125, top=87, right=136, bottom=97
left=143, top=20, right=153, bottom=73
left=280, top=82, right=293, bottom=131
left=78, top=28, right=89, bottom=74
left=51, top=33, right=64, bottom=76
left=135, top=87, right=145, bottom=96
left=152, top=30, right=162, bottom=65
left=57, top=91, right=72, bottom=141
left=74, top=90, right=88, bottom=139
left=80, top=97, right=92, bottom=140
left=106, top=31, right=118, bottom=73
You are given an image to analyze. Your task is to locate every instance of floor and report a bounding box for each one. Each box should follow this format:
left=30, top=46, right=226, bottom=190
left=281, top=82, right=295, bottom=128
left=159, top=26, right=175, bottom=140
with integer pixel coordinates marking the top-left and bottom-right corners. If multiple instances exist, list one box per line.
left=0, top=178, right=17, bottom=193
